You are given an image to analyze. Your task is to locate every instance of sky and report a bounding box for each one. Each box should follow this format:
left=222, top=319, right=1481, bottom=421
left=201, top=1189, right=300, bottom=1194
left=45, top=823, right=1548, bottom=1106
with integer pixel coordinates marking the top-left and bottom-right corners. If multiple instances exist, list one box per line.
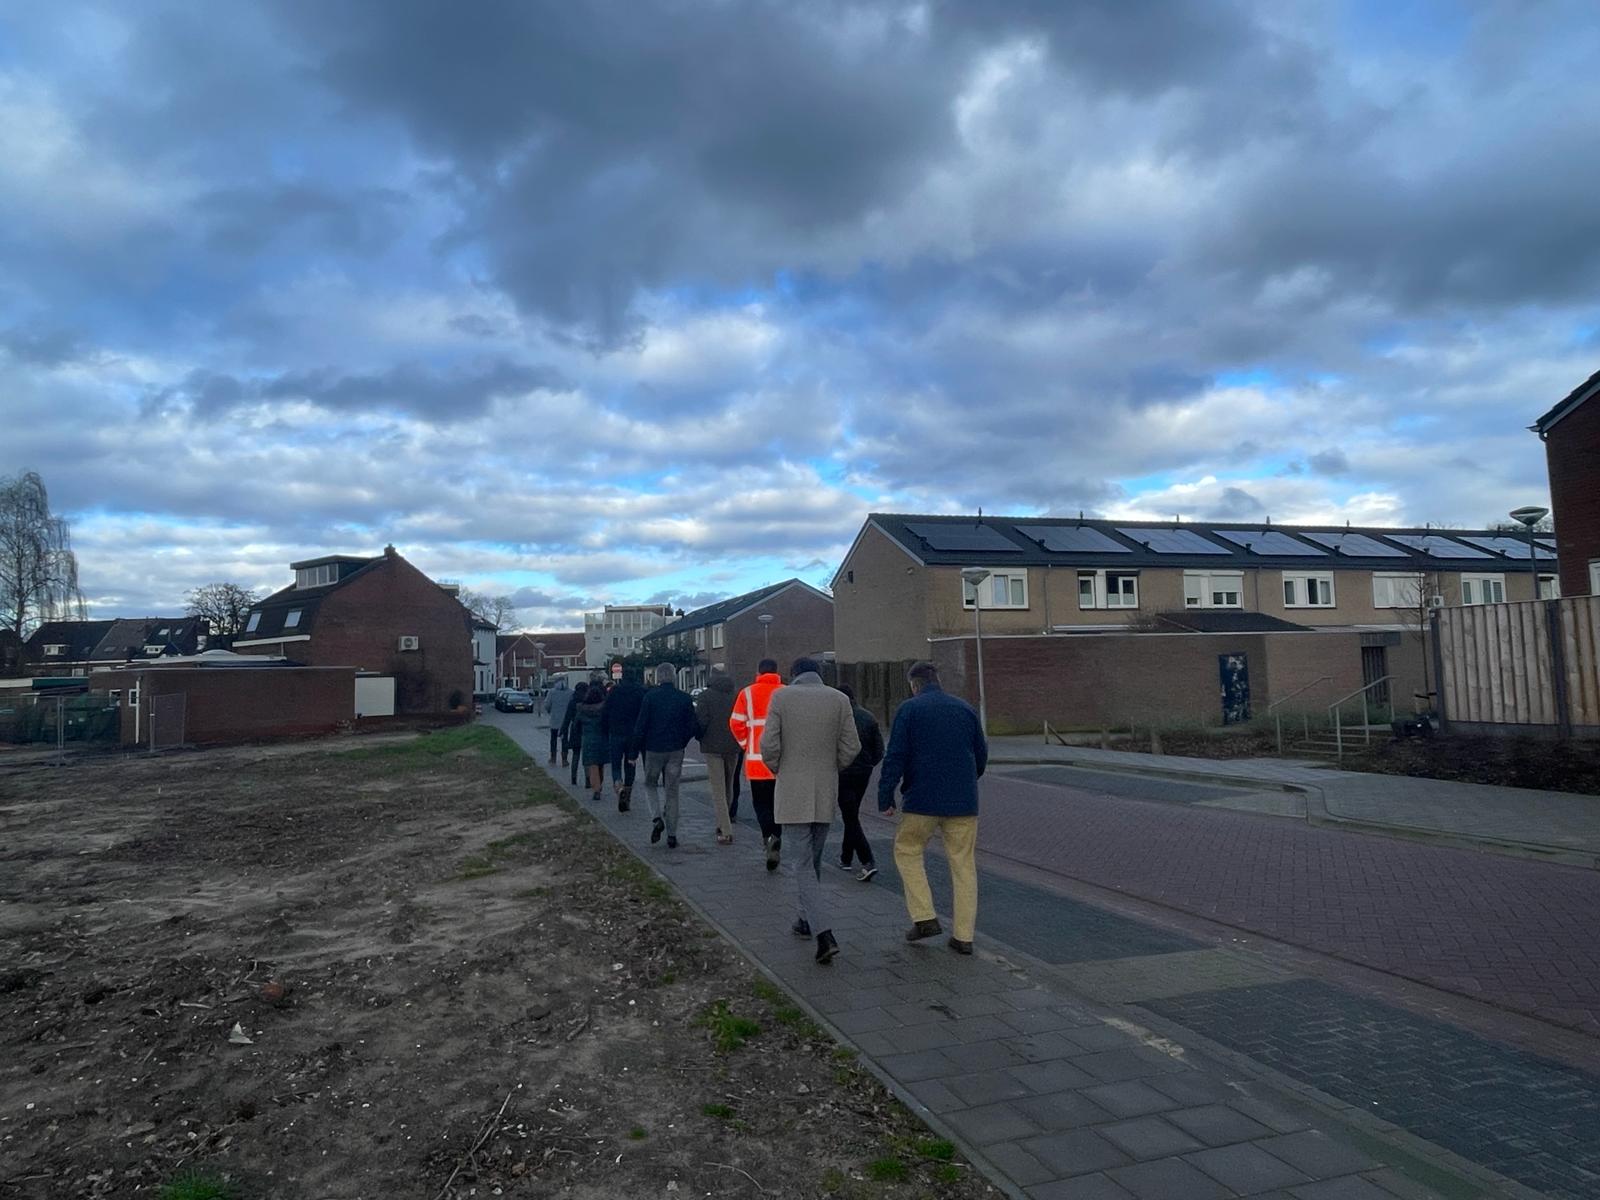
left=2, top=0, right=1596, bottom=631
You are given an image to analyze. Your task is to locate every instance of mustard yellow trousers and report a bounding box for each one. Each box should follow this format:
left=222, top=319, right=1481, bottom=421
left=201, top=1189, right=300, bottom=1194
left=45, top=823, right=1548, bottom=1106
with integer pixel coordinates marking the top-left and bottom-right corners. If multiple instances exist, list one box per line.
left=892, top=813, right=978, bottom=942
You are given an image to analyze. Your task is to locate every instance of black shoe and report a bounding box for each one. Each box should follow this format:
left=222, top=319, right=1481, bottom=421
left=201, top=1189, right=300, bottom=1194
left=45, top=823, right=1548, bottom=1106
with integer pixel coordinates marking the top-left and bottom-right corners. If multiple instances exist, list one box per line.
left=815, top=931, right=839, bottom=964
left=906, top=919, right=943, bottom=942
left=764, top=836, right=780, bottom=872
left=650, top=818, right=664, bottom=844
left=590, top=790, right=601, bottom=803
left=948, top=938, right=973, bottom=956
left=792, top=918, right=811, bottom=938
left=667, top=835, right=678, bottom=849
left=618, top=784, right=632, bottom=812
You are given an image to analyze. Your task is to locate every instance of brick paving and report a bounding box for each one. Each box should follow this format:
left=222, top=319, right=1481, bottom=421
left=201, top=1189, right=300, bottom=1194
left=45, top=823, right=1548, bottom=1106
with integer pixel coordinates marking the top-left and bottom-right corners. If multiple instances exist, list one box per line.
left=973, top=769, right=1600, bottom=1035
left=489, top=714, right=1456, bottom=1200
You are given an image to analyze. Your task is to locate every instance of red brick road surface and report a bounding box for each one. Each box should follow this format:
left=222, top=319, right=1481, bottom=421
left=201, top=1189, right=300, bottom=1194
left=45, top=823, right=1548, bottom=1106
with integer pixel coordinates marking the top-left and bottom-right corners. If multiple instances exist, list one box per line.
left=957, top=773, right=1600, bottom=1036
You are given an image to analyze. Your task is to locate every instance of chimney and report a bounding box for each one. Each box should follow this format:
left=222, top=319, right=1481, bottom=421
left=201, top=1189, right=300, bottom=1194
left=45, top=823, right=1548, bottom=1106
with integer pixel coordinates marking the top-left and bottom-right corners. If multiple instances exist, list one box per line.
left=384, top=544, right=398, bottom=558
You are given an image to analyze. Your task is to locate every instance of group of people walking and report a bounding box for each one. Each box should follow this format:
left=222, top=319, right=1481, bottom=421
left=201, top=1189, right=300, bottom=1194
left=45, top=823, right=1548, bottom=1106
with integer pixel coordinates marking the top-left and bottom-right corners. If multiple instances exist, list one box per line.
left=539, top=657, right=987, bottom=966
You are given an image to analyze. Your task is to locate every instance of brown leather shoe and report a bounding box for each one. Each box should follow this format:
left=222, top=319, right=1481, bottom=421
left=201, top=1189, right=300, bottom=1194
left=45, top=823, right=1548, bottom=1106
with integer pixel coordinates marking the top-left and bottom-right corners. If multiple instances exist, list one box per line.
left=948, top=937, right=973, bottom=956
left=906, top=919, right=943, bottom=942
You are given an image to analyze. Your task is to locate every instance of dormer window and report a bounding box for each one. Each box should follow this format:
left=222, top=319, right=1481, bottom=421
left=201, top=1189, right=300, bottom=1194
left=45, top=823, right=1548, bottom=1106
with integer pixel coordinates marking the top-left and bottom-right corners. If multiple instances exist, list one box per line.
left=295, top=564, right=338, bottom=588
left=284, top=609, right=302, bottom=628
left=44, top=644, right=66, bottom=656
left=143, top=644, right=166, bottom=655
left=245, top=612, right=261, bottom=633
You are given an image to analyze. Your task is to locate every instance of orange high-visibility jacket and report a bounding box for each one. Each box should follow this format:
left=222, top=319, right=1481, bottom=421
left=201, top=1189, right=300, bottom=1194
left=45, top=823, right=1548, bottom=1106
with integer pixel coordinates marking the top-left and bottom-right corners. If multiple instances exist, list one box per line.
left=729, top=672, right=784, bottom=780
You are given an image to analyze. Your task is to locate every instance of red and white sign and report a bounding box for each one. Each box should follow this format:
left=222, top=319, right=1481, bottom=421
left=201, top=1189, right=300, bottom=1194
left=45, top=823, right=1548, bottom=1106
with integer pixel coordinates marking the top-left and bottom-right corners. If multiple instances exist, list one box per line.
left=610, top=662, right=622, bottom=679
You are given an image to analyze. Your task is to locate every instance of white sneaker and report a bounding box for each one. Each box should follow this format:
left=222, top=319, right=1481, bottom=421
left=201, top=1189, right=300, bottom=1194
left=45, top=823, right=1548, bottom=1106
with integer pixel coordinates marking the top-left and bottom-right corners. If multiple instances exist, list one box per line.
left=856, top=864, right=879, bottom=882
left=835, top=860, right=855, bottom=872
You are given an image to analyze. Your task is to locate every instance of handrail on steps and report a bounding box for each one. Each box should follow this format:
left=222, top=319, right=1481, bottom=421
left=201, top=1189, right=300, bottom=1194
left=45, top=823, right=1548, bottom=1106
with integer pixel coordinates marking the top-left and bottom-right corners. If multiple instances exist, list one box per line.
left=1328, top=675, right=1391, bottom=764
left=1267, top=675, right=1332, bottom=754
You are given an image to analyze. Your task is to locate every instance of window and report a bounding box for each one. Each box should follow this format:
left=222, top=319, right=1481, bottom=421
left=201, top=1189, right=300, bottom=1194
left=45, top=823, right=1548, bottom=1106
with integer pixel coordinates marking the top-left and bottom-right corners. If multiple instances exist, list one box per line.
left=1183, top=571, right=1243, bottom=609
left=143, top=644, right=165, bottom=655
left=961, top=569, right=1028, bottom=609
left=611, top=636, right=620, bottom=648
left=712, top=623, right=724, bottom=648
left=284, top=609, right=302, bottom=628
left=295, top=564, right=337, bottom=588
left=1077, top=571, right=1139, bottom=610
left=245, top=612, right=261, bottom=633
left=44, top=643, right=65, bottom=656
left=1538, top=575, right=1559, bottom=600
left=1460, top=574, right=1506, bottom=606
left=695, top=628, right=706, bottom=649
left=1591, top=560, right=1600, bottom=595
left=1372, top=573, right=1423, bottom=609
left=1283, top=573, right=1335, bottom=608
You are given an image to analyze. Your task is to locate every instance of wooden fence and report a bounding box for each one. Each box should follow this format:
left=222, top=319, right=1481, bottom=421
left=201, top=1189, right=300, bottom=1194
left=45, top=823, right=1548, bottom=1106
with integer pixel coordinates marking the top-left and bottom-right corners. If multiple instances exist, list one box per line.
left=1433, top=595, right=1600, bottom=736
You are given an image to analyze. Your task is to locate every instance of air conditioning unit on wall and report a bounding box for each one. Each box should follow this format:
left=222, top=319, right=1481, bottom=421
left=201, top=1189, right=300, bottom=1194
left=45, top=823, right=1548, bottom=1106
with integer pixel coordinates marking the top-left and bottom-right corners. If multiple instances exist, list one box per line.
left=398, top=635, right=420, bottom=651
left=1427, top=595, right=1444, bottom=609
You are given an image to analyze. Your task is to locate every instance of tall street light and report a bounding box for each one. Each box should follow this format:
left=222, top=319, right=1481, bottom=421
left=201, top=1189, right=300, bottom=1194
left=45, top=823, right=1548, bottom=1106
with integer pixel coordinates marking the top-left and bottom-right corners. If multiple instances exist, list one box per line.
left=960, top=567, right=991, bottom=733
left=1508, top=506, right=1550, bottom=598
left=757, top=613, right=774, bottom=659
left=533, top=641, right=545, bottom=690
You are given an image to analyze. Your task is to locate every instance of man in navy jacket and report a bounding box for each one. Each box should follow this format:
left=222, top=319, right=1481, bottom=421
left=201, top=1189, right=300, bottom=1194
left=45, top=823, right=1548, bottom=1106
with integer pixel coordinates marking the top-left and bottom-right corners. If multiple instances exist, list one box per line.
left=878, top=660, right=988, bottom=954
left=631, top=663, right=699, bottom=849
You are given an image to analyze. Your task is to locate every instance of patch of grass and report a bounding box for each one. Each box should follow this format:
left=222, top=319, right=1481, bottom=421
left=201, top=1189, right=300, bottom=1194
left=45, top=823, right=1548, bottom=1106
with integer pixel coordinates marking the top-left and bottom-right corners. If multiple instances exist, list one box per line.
left=343, top=724, right=530, bottom=768
left=628, top=1126, right=647, bottom=1140
left=606, top=859, right=672, bottom=901
left=751, top=978, right=785, bottom=1004
left=160, top=1172, right=233, bottom=1200
left=866, top=1157, right=907, bottom=1182
left=659, top=971, right=676, bottom=985
left=486, top=831, right=542, bottom=852
left=934, top=1164, right=961, bottom=1183
left=701, top=1102, right=735, bottom=1118
left=832, top=1046, right=857, bottom=1061
left=513, top=885, right=551, bottom=899
left=457, top=855, right=500, bottom=880
left=820, top=1166, right=848, bottom=1193
left=833, top=1066, right=854, bottom=1086
left=772, top=1002, right=806, bottom=1027
left=696, top=999, right=762, bottom=1052
left=914, top=1137, right=956, bottom=1162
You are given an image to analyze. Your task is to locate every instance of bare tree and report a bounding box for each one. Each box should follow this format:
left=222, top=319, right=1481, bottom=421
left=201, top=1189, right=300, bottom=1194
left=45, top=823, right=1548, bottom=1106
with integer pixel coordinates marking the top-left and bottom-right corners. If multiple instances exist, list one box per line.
left=0, top=470, right=85, bottom=638
left=185, top=581, right=261, bottom=639
left=456, top=587, right=518, bottom=630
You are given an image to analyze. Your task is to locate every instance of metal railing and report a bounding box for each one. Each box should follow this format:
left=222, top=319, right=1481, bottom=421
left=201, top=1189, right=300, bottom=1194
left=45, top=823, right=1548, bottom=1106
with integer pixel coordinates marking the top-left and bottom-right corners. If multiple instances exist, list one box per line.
left=1267, top=675, right=1332, bottom=754
left=1328, top=675, right=1391, bottom=763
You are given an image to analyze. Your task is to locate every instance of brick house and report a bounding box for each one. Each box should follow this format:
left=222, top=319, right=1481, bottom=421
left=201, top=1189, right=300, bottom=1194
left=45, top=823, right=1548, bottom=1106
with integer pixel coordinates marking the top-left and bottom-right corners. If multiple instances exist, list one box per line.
left=232, top=546, right=473, bottom=714
left=1532, top=367, right=1600, bottom=596
left=640, top=579, right=834, bottom=688
left=496, top=631, right=585, bottom=689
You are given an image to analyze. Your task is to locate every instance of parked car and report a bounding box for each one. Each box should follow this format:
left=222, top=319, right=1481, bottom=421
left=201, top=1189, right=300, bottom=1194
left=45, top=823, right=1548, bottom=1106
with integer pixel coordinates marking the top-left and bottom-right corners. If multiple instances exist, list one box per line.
left=495, top=690, right=535, bottom=713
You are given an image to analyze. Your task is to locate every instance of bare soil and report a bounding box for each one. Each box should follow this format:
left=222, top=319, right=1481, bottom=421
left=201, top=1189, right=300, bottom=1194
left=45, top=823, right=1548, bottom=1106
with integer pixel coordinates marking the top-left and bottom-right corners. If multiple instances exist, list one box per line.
left=0, top=727, right=997, bottom=1199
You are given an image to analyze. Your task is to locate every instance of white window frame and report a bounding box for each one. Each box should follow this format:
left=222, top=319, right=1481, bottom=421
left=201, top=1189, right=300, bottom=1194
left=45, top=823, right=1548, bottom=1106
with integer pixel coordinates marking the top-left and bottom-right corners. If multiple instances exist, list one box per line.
left=295, top=563, right=337, bottom=589
left=695, top=627, right=706, bottom=649
left=1460, top=573, right=1506, bottom=606
left=244, top=612, right=261, bottom=633
left=44, top=643, right=66, bottom=656
left=1183, top=570, right=1244, bottom=609
left=143, top=644, right=165, bottom=655
left=1589, top=560, right=1600, bottom=595
left=711, top=623, right=724, bottom=649
left=1077, top=570, right=1139, bottom=610
left=1538, top=574, right=1559, bottom=600
left=284, top=609, right=302, bottom=628
left=1283, top=573, right=1335, bottom=608
left=1372, top=572, right=1423, bottom=609
left=962, top=569, right=1028, bottom=610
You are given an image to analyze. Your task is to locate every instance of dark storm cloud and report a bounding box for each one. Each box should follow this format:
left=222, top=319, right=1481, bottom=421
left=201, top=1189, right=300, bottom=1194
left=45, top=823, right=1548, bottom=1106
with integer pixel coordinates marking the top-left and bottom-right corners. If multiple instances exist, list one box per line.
left=1309, top=448, right=1351, bottom=476
left=195, top=184, right=411, bottom=257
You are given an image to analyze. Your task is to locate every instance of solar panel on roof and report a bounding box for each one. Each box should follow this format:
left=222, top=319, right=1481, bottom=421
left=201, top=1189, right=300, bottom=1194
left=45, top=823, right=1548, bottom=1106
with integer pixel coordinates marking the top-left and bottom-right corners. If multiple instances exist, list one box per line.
left=1461, top=535, right=1557, bottom=561
left=1301, top=532, right=1409, bottom=557
left=1116, top=527, right=1231, bottom=555
left=1536, top=537, right=1555, bottom=548
left=1014, top=525, right=1131, bottom=554
left=1384, top=533, right=1492, bottom=559
left=904, top=522, right=1023, bottom=553
left=1211, top=530, right=1326, bottom=556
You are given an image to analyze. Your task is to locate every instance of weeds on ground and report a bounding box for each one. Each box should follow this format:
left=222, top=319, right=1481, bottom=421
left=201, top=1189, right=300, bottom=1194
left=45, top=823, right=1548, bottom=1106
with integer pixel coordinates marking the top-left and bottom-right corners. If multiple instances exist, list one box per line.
left=866, top=1157, right=907, bottom=1182
left=628, top=1126, right=648, bottom=1140
left=342, top=724, right=529, bottom=768
left=701, top=1102, right=735, bottom=1119
left=697, top=999, right=761, bottom=1051
left=457, top=854, right=500, bottom=880
left=159, top=1172, right=233, bottom=1200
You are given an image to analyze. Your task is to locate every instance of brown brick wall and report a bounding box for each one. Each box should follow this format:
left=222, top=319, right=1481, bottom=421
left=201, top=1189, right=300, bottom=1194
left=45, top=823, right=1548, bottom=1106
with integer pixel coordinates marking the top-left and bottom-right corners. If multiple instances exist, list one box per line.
left=834, top=524, right=930, bottom=661
left=1545, top=397, right=1600, bottom=596
left=928, top=630, right=1393, bottom=732
left=94, top=666, right=355, bottom=745
left=716, top=584, right=834, bottom=684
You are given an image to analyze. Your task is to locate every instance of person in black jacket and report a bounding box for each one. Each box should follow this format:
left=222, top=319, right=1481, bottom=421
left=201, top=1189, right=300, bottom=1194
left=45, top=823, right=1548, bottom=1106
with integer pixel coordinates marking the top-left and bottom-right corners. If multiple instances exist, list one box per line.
left=561, top=682, right=587, bottom=784
left=834, top=684, right=885, bottom=880
left=630, top=663, right=699, bottom=849
left=601, top=673, right=646, bottom=811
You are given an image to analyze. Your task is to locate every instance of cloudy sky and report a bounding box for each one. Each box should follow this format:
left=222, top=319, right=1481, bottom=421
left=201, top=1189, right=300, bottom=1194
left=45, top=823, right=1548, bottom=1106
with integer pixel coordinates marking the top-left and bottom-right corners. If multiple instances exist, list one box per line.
left=2, top=1, right=1595, bottom=630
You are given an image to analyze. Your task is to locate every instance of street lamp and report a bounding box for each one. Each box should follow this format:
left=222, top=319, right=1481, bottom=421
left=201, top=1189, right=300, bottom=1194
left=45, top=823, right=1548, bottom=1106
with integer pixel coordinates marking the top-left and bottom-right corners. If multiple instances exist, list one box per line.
left=757, top=613, right=774, bottom=658
left=1508, top=506, right=1550, bottom=599
left=533, top=641, right=545, bottom=690
left=959, top=567, right=991, bottom=733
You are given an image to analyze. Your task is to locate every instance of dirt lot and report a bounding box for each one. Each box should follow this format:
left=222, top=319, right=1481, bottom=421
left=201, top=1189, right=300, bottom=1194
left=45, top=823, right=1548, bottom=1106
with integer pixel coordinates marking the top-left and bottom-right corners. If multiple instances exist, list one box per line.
left=0, top=727, right=997, bottom=1199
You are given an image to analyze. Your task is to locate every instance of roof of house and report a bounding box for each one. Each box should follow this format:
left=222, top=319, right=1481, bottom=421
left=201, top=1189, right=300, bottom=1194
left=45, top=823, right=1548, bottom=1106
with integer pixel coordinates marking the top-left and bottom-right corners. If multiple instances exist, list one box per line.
left=239, top=555, right=386, bottom=642
left=24, top=620, right=116, bottom=660
left=644, top=579, right=830, bottom=641
left=1532, top=366, right=1600, bottom=434
left=1155, top=611, right=1312, bottom=634
left=851, top=513, right=1559, bottom=576
left=90, top=616, right=205, bottom=661
left=507, top=631, right=585, bottom=658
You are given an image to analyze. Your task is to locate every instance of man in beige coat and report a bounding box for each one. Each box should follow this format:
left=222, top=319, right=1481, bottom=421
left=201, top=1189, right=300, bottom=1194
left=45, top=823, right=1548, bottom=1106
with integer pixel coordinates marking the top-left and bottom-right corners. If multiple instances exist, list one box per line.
left=762, top=657, right=861, bottom=964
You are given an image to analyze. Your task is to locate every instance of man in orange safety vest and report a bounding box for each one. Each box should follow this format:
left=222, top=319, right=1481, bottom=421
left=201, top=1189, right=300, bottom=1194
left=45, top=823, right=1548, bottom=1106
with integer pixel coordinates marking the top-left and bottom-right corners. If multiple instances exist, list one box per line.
left=729, top=657, right=784, bottom=871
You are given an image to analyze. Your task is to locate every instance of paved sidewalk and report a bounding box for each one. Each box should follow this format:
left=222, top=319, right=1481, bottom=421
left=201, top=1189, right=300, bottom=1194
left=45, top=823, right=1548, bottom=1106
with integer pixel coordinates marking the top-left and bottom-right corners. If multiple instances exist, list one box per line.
left=498, top=719, right=1488, bottom=1200
left=987, top=738, right=1600, bottom=863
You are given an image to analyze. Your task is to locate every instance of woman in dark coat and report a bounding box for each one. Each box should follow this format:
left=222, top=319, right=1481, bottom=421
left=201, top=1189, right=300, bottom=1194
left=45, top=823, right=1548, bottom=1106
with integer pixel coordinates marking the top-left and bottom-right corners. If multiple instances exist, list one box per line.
left=562, top=683, right=587, bottom=784
left=575, top=683, right=608, bottom=802
left=835, top=684, right=886, bottom=880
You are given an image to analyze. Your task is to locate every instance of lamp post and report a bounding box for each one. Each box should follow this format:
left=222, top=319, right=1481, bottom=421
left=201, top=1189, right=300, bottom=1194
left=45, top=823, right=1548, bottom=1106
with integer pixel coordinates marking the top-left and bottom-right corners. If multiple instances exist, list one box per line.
left=757, top=613, right=774, bottom=659
left=1508, top=506, right=1550, bottom=599
left=960, top=567, right=991, bottom=733
left=533, top=641, right=545, bottom=691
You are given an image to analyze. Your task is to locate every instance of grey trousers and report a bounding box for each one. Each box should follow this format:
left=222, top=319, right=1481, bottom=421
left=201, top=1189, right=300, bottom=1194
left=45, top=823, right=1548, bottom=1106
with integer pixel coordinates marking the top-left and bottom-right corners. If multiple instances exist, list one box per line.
left=642, top=750, right=684, bottom=834
left=785, top=821, right=831, bottom=935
